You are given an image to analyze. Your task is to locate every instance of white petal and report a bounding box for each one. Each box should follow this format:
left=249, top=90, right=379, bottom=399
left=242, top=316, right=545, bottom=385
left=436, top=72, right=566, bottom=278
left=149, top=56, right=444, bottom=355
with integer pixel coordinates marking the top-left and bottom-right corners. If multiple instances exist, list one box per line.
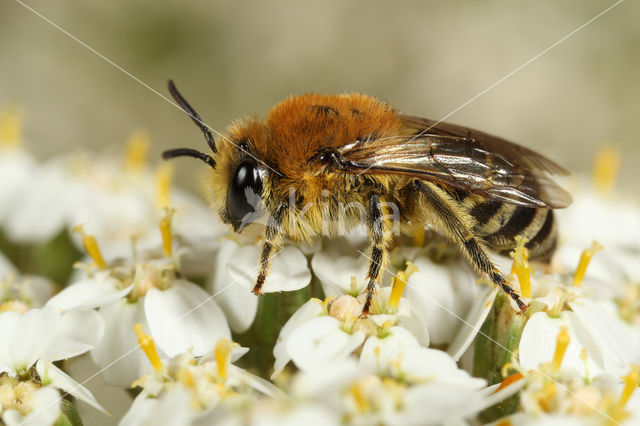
left=46, top=275, right=132, bottom=312
left=285, top=316, right=365, bottom=371
left=0, top=251, right=16, bottom=277
left=44, top=309, right=105, bottom=361
left=359, top=326, right=421, bottom=372
left=311, top=246, right=368, bottom=296
left=207, top=239, right=258, bottom=333
left=228, top=364, right=286, bottom=398
left=145, top=280, right=231, bottom=358
left=291, top=358, right=364, bottom=398
left=447, top=287, right=497, bottom=361
left=399, top=383, right=487, bottom=425
left=5, top=165, right=76, bottom=243
left=0, top=311, right=20, bottom=372
left=272, top=299, right=324, bottom=378
left=519, top=311, right=604, bottom=377
left=36, top=360, right=107, bottom=413
left=9, top=308, right=52, bottom=370
left=227, top=245, right=311, bottom=293
left=403, top=257, right=477, bottom=345
left=90, top=300, right=153, bottom=387
left=570, top=298, right=640, bottom=375
left=120, top=388, right=195, bottom=426
left=1, top=386, right=61, bottom=426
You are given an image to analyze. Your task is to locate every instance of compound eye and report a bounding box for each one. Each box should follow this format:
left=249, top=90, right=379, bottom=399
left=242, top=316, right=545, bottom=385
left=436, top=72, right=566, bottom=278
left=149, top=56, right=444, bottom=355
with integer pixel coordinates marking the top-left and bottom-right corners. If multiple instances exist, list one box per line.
left=227, top=160, right=263, bottom=231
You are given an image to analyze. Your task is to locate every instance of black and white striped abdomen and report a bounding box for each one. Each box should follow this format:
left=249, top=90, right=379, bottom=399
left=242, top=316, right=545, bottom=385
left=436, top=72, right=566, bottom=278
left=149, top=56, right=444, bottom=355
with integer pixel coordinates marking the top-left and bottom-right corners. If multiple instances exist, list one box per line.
left=439, top=187, right=559, bottom=260
left=463, top=195, right=558, bottom=261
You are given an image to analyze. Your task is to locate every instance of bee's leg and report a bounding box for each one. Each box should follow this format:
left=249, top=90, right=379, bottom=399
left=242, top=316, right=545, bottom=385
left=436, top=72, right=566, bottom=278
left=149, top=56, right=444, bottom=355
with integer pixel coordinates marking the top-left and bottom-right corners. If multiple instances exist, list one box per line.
left=362, top=193, right=394, bottom=315
left=252, top=201, right=287, bottom=295
left=414, top=181, right=527, bottom=312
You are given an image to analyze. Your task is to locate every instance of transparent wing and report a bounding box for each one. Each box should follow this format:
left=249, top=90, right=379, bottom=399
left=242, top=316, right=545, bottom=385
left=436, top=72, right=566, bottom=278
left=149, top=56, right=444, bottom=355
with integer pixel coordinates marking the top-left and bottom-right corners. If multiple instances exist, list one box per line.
left=336, top=115, right=572, bottom=208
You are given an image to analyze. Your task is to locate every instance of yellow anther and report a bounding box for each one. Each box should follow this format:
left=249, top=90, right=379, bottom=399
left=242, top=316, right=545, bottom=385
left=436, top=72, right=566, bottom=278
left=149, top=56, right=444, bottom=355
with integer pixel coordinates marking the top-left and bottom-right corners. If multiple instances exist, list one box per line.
left=413, top=227, right=425, bottom=247
left=159, top=208, right=175, bottom=258
left=155, top=162, right=173, bottom=209
left=73, top=225, right=107, bottom=270
left=552, top=327, right=570, bottom=370
left=214, top=339, right=233, bottom=381
left=619, top=365, right=639, bottom=408
left=133, top=323, right=163, bottom=372
left=124, top=130, right=150, bottom=172
left=510, top=236, right=531, bottom=298
left=349, top=383, right=367, bottom=412
left=494, top=372, right=524, bottom=394
left=389, top=261, right=418, bottom=309
left=593, top=146, right=620, bottom=194
left=573, top=241, right=604, bottom=287
left=0, top=106, right=22, bottom=148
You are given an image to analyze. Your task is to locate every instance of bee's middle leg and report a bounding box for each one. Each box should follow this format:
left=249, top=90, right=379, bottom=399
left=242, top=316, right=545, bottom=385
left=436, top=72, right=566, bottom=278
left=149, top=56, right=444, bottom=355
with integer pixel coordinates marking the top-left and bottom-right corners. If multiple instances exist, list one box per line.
left=362, top=192, right=394, bottom=315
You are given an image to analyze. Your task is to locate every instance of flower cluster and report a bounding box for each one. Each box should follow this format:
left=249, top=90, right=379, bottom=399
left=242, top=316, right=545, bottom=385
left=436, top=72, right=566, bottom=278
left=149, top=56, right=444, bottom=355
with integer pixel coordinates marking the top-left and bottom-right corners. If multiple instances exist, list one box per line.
left=1, top=107, right=639, bottom=425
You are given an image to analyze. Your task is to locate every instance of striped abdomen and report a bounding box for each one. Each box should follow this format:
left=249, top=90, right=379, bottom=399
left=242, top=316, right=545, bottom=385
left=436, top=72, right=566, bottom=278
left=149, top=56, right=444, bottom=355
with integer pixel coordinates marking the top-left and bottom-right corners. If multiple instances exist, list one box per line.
left=454, top=191, right=558, bottom=261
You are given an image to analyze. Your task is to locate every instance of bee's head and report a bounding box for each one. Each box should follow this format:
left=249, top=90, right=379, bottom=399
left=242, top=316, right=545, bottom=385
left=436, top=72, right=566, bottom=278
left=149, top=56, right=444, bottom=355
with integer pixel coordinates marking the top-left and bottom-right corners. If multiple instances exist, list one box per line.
left=162, top=80, right=272, bottom=233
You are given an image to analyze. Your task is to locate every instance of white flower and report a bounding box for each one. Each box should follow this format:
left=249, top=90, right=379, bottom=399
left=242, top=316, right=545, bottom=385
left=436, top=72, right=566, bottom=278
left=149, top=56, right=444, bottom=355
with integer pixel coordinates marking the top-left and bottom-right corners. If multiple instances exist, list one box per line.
left=0, top=107, right=38, bottom=225
left=3, top=134, right=226, bottom=259
left=310, top=237, right=371, bottom=297
left=0, top=255, right=57, bottom=312
left=272, top=285, right=428, bottom=378
left=397, top=246, right=498, bottom=359
left=1, top=385, right=61, bottom=426
left=555, top=180, right=640, bottom=285
left=121, top=337, right=279, bottom=426
left=287, top=346, right=499, bottom=426
left=47, top=224, right=231, bottom=387
left=208, top=237, right=312, bottom=333
left=0, top=307, right=106, bottom=421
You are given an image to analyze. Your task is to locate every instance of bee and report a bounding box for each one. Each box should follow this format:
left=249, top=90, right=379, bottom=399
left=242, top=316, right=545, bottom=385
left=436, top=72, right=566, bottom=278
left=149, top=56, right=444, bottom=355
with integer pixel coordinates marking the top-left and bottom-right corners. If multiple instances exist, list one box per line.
left=163, top=80, right=571, bottom=313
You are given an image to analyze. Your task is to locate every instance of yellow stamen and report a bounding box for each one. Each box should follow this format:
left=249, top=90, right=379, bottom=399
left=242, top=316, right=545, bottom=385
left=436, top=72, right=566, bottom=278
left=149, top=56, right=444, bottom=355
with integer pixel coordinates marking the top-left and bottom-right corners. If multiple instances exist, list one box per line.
left=552, top=327, right=570, bottom=370
left=389, top=261, right=418, bottom=309
left=619, top=365, right=639, bottom=408
left=494, top=372, right=524, bottom=394
left=573, top=241, right=604, bottom=287
left=580, top=348, right=590, bottom=382
left=159, top=208, right=175, bottom=258
left=413, top=227, right=425, bottom=247
left=133, top=323, right=163, bottom=372
left=349, top=383, right=367, bottom=412
left=593, top=146, right=620, bottom=194
left=537, top=382, right=557, bottom=411
left=0, top=106, right=22, bottom=148
left=155, top=162, right=173, bottom=208
left=214, top=339, right=233, bottom=381
left=124, top=130, right=150, bottom=172
left=509, top=236, right=531, bottom=298
left=73, top=225, right=107, bottom=269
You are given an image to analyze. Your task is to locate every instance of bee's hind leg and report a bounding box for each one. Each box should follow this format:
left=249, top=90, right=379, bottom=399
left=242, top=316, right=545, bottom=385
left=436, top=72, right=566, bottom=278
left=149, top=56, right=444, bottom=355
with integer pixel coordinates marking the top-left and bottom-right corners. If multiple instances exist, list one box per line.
left=362, top=192, right=394, bottom=315
left=413, top=180, right=528, bottom=312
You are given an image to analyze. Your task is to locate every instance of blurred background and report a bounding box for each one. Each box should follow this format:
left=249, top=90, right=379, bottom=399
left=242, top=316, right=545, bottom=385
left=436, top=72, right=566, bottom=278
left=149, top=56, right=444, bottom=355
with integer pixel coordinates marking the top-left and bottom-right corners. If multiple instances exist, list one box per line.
left=1, top=0, right=638, bottom=193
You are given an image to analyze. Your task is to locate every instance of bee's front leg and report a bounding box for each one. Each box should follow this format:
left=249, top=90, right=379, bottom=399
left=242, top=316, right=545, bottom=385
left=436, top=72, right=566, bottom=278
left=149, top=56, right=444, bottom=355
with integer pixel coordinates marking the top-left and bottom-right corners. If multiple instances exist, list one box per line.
left=252, top=201, right=287, bottom=295
left=362, top=192, right=394, bottom=315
